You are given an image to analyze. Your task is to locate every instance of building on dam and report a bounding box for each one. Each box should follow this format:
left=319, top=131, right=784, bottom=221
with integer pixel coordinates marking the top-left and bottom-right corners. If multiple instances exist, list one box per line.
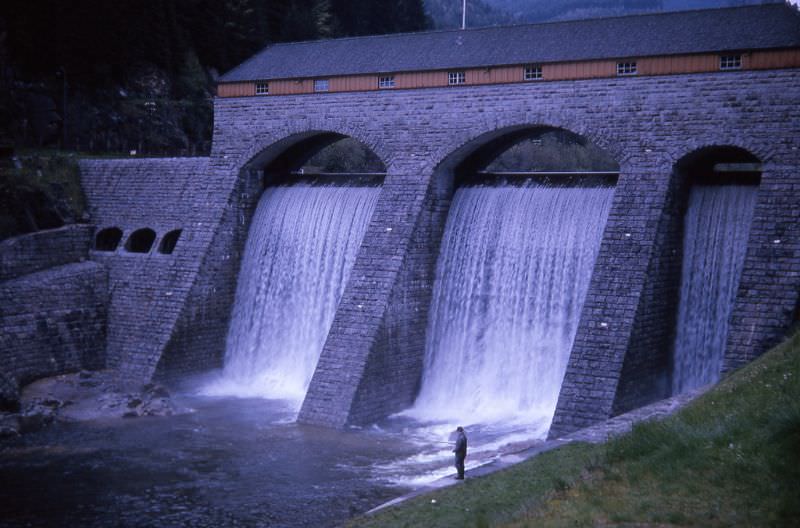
left=2, top=3, right=800, bottom=437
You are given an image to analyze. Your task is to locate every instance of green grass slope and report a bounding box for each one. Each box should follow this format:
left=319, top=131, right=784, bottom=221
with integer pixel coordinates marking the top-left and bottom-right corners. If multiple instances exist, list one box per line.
left=351, top=330, right=800, bottom=527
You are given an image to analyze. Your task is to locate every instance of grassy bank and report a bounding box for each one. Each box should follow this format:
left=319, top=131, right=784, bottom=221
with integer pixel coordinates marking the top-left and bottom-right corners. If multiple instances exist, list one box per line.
left=350, top=331, right=800, bottom=527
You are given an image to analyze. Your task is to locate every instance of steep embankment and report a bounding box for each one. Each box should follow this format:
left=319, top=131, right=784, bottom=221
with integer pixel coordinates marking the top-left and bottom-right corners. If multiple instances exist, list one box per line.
left=0, top=151, right=86, bottom=240
left=350, top=330, right=800, bottom=527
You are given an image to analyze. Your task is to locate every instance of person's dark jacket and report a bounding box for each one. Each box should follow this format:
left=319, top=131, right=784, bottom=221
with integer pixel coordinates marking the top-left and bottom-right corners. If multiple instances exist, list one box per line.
left=454, top=431, right=467, bottom=458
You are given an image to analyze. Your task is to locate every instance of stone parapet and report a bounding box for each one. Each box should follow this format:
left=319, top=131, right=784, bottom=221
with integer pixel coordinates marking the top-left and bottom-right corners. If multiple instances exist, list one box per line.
left=0, top=224, right=93, bottom=281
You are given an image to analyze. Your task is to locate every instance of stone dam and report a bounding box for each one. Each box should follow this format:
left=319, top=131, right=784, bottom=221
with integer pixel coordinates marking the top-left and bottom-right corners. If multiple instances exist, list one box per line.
left=2, top=7, right=800, bottom=440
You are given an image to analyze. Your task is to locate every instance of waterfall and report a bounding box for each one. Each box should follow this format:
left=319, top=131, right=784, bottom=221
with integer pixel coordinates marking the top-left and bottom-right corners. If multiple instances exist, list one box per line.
left=409, top=182, right=614, bottom=426
left=207, top=184, right=379, bottom=404
left=672, top=184, right=757, bottom=393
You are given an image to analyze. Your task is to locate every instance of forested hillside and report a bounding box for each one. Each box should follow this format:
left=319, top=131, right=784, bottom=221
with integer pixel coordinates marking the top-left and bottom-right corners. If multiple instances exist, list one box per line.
left=0, top=0, right=786, bottom=155
left=426, top=0, right=780, bottom=28
left=0, top=0, right=428, bottom=155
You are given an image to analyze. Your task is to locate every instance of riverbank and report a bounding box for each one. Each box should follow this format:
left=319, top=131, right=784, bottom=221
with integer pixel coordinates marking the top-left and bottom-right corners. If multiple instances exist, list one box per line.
left=349, top=330, right=800, bottom=527
left=0, top=370, right=179, bottom=438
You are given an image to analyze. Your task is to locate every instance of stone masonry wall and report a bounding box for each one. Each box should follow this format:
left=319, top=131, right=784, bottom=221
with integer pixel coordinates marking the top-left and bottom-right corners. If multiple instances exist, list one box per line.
left=0, top=224, right=93, bottom=281
left=0, top=262, right=108, bottom=404
left=74, top=68, right=800, bottom=430
left=724, top=160, right=800, bottom=371
left=154, top=167, right=261, bottom=379
left=345, top=171, right=452, bottom=425
left=299, top=166, right=452, bottom=426
left=550, top=157, right=674, bottom=435
left=207, top=68, right=800, bottom=430
left=79, top=158, right=217, bottom=381
left=552, top=73, right=800, bottom=436
left=0, top=225, right=105, bottom=407
left=611, top=163, right=689, bottom=416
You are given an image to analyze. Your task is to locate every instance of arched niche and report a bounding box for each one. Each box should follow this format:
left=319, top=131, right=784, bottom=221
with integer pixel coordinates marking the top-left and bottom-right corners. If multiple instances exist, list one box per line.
left=158, top=229, right=182, bottom=255
left=124, top=228, right=157, bottom=254
left=670, top=145, right=761, bottom=395
left=94, top=227, right=123, bottom=251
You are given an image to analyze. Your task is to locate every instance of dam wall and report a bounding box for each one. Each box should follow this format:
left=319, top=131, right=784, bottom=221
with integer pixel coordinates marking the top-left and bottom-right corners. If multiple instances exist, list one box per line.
left=79, top=157, right=261, bottom=382
left=72, top=67, right=800, bottom=432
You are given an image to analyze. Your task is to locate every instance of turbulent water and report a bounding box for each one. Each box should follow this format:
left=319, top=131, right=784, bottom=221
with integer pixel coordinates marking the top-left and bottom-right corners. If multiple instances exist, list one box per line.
left=672, top=184, right=757, bottom=393
left=408, top=183, right=614, bottom=431
left=205, top=184, right=379, bottom=404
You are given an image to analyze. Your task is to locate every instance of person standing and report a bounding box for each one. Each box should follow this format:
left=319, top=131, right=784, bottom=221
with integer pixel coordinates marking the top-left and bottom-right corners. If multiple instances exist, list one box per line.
left=453, top=426, right=467, bottom=480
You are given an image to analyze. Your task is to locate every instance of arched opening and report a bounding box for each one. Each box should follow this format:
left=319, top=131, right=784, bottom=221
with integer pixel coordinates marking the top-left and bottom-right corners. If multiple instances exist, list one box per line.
left=457, top=127, right=618, bottom=183
left=248, top=133, right=386, bottom=187
left=124, top=228, right=156, bottom=253
left=670, top=146, right=761, bottom=394
left=158, top=229, right=182, bottom=254
left=407, top=126, right=619, bottom=436
left=207, top=132, right=385, bottom=405
left=94, top=227, right=123, bottom=251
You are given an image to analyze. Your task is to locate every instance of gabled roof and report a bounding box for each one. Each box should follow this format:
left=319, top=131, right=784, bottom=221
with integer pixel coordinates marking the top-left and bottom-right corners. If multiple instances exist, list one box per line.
left=220, top=3, right=800, bottom=82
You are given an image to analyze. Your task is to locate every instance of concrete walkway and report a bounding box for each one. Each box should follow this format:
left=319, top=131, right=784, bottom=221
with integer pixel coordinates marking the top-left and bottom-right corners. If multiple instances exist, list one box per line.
left=367, top=386, right=709, bottom=514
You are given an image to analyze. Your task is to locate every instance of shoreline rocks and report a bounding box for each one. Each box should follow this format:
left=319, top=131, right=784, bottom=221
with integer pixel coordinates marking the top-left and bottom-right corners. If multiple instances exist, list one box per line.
left=0, top=370, right=181, bottom=438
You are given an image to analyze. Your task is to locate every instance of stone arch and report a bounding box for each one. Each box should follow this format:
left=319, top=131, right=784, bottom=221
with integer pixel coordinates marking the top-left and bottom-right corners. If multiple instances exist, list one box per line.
left=667, top=140, right=769, bottom=169
left=674, top=144, right=762, bottom=173
left=124, top=228, right=157, bottom=254
left=94, top=227, right=123, bottom=251
left=425, top=122, right=621, bottom=200
left=428, top=119, right=624, bottom=176
left=228, top=121, right=392, bottom=177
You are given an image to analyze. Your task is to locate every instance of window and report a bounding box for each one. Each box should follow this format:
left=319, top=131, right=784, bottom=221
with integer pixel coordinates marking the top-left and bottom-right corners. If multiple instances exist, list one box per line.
left=378, top=76, right=395, bottom=89
left=617, top=62, right=638, bottom=76
left=255, top=81, right=269, bottom=95
left=314, top=79, right=329, bottom=92
left=125, top=228, right=156, bottom=253
left=448, top=71, right=466, bottom=85
left=94, top=227, right=123, bottom=251
left=158, top=229, right=182, bottom=255
left=524, top=65, right=542, bottom=81
left=720, top=55, right=742, bottom=70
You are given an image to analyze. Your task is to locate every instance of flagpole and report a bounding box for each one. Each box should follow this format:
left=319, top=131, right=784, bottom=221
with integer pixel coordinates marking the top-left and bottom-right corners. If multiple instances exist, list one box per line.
left=462, top=0, right=466, bottom=29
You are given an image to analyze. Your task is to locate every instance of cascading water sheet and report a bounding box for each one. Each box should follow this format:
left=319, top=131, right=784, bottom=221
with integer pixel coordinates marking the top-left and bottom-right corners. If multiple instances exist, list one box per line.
left=672, top=184, right=757, bottom=394
left=409, top=183, right=614, bottom=428
left=206, top=184, right=379, bottom=405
